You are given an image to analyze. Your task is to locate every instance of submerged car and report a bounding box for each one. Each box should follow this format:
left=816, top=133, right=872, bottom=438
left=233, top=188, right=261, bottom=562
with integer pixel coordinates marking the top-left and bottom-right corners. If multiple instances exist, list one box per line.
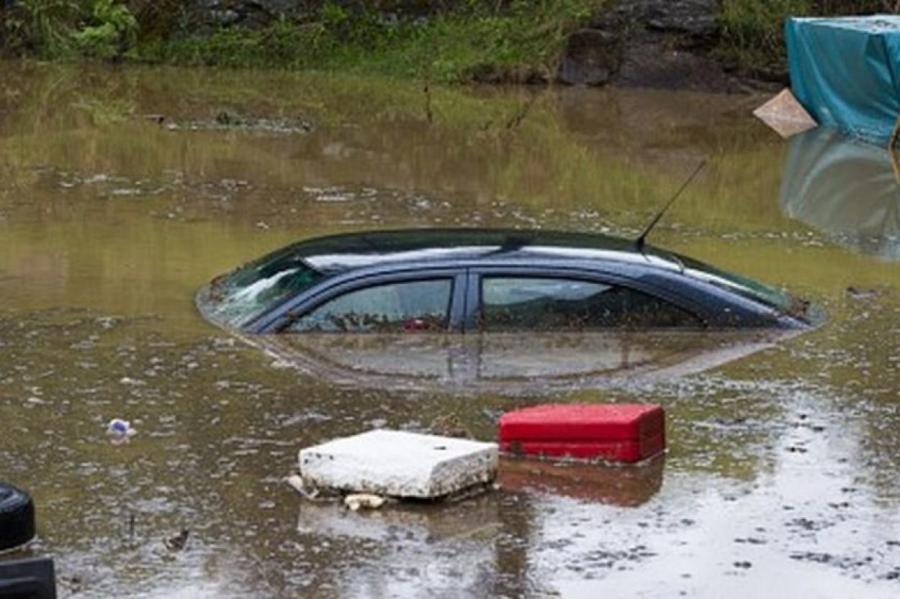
left=197, top=228, right=812, bottom=334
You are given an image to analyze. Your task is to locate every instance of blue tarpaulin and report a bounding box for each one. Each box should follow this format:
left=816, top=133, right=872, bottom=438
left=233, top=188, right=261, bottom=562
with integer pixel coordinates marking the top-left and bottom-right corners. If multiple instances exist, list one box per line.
left=786, top=16, right=900, bottom=143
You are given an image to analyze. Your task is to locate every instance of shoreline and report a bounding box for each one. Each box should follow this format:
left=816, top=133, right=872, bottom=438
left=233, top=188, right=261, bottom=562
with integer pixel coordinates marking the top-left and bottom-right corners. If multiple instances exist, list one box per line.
left=0, top=1, right=885, bottom=94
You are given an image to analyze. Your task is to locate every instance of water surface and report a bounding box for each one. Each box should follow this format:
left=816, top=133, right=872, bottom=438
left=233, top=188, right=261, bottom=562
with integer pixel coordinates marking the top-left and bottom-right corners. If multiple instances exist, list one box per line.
left=1, top=62, right=898, bottom=598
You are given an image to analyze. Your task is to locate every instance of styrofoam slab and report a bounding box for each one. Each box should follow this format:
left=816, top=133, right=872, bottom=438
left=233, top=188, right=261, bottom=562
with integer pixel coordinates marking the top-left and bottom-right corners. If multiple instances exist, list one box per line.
left=299, top=430, right=498, bottom=499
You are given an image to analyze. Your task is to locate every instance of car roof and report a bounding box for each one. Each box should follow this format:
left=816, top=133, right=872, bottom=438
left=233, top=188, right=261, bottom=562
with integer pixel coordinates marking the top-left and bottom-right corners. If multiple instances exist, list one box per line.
left=274, top=228, right=681, bottom=275
left=204, top=228, right=806, bottom=332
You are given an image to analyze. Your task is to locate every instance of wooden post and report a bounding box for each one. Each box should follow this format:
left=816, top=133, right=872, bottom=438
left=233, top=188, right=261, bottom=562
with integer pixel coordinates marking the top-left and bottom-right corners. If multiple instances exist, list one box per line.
left=891, top=146, right=900, bottom=185
left=891, top=113, right=900, bottom=184
left=890, top=112, right=900, bottom=152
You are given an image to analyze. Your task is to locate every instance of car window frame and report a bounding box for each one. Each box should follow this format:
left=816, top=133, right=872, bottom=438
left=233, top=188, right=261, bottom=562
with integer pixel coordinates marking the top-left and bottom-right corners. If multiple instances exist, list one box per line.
left=257, top=268, right=468, bottom=334
left=465, top=266, right=707, bottom=332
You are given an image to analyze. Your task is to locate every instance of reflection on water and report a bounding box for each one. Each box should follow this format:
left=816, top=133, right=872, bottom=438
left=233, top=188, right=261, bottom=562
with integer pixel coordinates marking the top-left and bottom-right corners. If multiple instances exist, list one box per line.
left=252, top=331, right=796, bottom=394
left=781, top=127, right=900, bottom=259
left=296, top=494, right=501, bottom=543
left=0, top=62, right=899, bottom=597
left=498, top=456, right=664, bottom=507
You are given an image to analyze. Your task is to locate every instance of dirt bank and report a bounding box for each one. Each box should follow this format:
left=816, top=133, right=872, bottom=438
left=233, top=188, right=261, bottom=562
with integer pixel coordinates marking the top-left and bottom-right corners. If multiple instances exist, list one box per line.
left=182, top=0, right=778, bottom=92
left=557, top=0, right=783, bottom=92
left=0, top=0, right=855, bottom=92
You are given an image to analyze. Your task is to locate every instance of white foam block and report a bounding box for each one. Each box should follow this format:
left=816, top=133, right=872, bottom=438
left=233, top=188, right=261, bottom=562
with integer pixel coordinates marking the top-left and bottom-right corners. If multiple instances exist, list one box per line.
left=299, top=430, right=498, bottom=499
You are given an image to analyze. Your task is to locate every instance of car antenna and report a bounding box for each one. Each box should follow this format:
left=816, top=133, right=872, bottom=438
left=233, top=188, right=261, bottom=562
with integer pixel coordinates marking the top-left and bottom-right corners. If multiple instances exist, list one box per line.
left=486, top=233, right=532, bottom=256
left=633, top=160, right=706, bottom=253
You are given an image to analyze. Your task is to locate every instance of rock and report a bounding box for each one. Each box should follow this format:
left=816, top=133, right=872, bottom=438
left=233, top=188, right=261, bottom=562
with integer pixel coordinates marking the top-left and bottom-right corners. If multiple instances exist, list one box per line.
left=211, top=9, right=241, bottom=25
left=616, top=42, right=737, bottom=91
left=561, top=0, right=751, bottom=92
left=557, top=29, right=621, bottom=86
left=298, top=430, right=498, bottom=499
left=184, top=1, right=452, bottom=31
left=590, top=0, right=718, bottom=47
left=186, top=0, right=305, bottom=30
left=641, top=0, right=718, bottom=44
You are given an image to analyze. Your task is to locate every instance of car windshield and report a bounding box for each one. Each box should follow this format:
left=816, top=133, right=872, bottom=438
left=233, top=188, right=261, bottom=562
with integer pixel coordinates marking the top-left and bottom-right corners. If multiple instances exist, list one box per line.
left=201, top=249, right=325, bottom=328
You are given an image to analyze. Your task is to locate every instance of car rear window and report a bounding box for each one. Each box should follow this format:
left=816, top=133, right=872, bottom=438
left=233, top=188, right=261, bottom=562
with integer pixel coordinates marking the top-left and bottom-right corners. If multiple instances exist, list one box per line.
left=676, top=254, right=799, bottom=315
left=480, top=277, right=702, bottom=331
left=202, top=250, right=325, bottom=328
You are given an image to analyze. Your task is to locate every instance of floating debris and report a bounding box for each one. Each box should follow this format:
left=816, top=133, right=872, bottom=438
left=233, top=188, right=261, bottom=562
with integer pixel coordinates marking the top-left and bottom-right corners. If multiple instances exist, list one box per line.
left=429, top=413, right=473, bottom=439
left=163, top=528, right=190, bottom=552
left=343, top=494, right=386, bottom=511
left=753, top=88, right=817, bottom=138
left=846, top=286, right=880, bottom=300
left=166, top=110, right=314, bottom=135
left=139, top=114, right=166, bottom=125
left=499, top=404, right=666, bottom=464
left=105, top=418, right=135, bottom=443
left=299, top=430, right=498, bottom=500
left=284, top=474, right=324, bottom=501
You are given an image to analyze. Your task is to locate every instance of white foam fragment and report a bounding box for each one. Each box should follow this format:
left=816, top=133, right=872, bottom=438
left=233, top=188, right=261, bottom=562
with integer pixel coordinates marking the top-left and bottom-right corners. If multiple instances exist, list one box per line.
left=299, top=430, right=498, bottom=499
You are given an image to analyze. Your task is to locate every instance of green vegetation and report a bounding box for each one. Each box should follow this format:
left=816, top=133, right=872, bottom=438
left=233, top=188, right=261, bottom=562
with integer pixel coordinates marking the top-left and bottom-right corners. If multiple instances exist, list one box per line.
left=2, top=0, right=137, bottom=58
left=717, top=0, right=900, bottom=75
left=2, top=0, right=898, bottom=83
left=71, top=0, right=137, bottom=59
left=136, top=0, right=600, bottom=83
left=0, top=0, right=602, bottom=83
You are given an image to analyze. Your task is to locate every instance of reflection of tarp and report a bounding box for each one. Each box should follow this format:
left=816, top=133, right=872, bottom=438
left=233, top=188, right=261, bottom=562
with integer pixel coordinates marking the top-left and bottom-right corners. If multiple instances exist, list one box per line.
left=786, top=16, right=900, bottom=143
left=780, top=127, right=900, bottom=259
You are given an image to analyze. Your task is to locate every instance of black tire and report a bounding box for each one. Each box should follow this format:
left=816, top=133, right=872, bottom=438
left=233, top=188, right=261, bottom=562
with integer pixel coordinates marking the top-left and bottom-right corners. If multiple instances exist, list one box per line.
left=0, top=483, right=35, bottom=552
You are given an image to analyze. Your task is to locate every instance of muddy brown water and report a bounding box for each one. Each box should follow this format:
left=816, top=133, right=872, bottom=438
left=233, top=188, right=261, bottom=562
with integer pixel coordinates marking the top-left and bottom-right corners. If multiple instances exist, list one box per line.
left=0, top=62, right=898, bottom=598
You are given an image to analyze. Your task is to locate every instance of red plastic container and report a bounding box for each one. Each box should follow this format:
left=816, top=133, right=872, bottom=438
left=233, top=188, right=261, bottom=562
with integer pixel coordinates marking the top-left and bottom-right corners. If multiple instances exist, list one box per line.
left=498, top=404, right=666, bottom=464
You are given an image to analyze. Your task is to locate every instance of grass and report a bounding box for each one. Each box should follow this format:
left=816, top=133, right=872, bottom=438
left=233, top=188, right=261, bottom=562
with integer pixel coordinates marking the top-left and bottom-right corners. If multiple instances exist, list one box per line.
left=132, top=1, right=601, bottom=83
left=128, top=0, right=900, bottom=82
left=717, top=0, right=811, bottom=75
left=3, top=0, right=897, bottom=83
left=716, top=0, right=900, bottom=76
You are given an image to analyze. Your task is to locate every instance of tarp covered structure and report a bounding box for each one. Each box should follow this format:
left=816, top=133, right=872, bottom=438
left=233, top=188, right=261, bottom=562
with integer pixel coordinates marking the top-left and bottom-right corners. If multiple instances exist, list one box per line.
left=786, top=16, right=900, bottom=143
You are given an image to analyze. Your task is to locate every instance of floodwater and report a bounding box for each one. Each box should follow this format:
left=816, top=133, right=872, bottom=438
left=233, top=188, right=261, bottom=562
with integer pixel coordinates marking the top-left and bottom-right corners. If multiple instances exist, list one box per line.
left=0, top=61, right=898, bottom=598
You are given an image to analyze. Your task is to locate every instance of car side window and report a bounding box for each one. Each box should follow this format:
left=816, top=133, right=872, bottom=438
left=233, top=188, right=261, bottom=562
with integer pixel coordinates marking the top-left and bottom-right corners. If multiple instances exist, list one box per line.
left=287, top=279, right=453, bottom=333
left=481, top=277, right=701, bottom=331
